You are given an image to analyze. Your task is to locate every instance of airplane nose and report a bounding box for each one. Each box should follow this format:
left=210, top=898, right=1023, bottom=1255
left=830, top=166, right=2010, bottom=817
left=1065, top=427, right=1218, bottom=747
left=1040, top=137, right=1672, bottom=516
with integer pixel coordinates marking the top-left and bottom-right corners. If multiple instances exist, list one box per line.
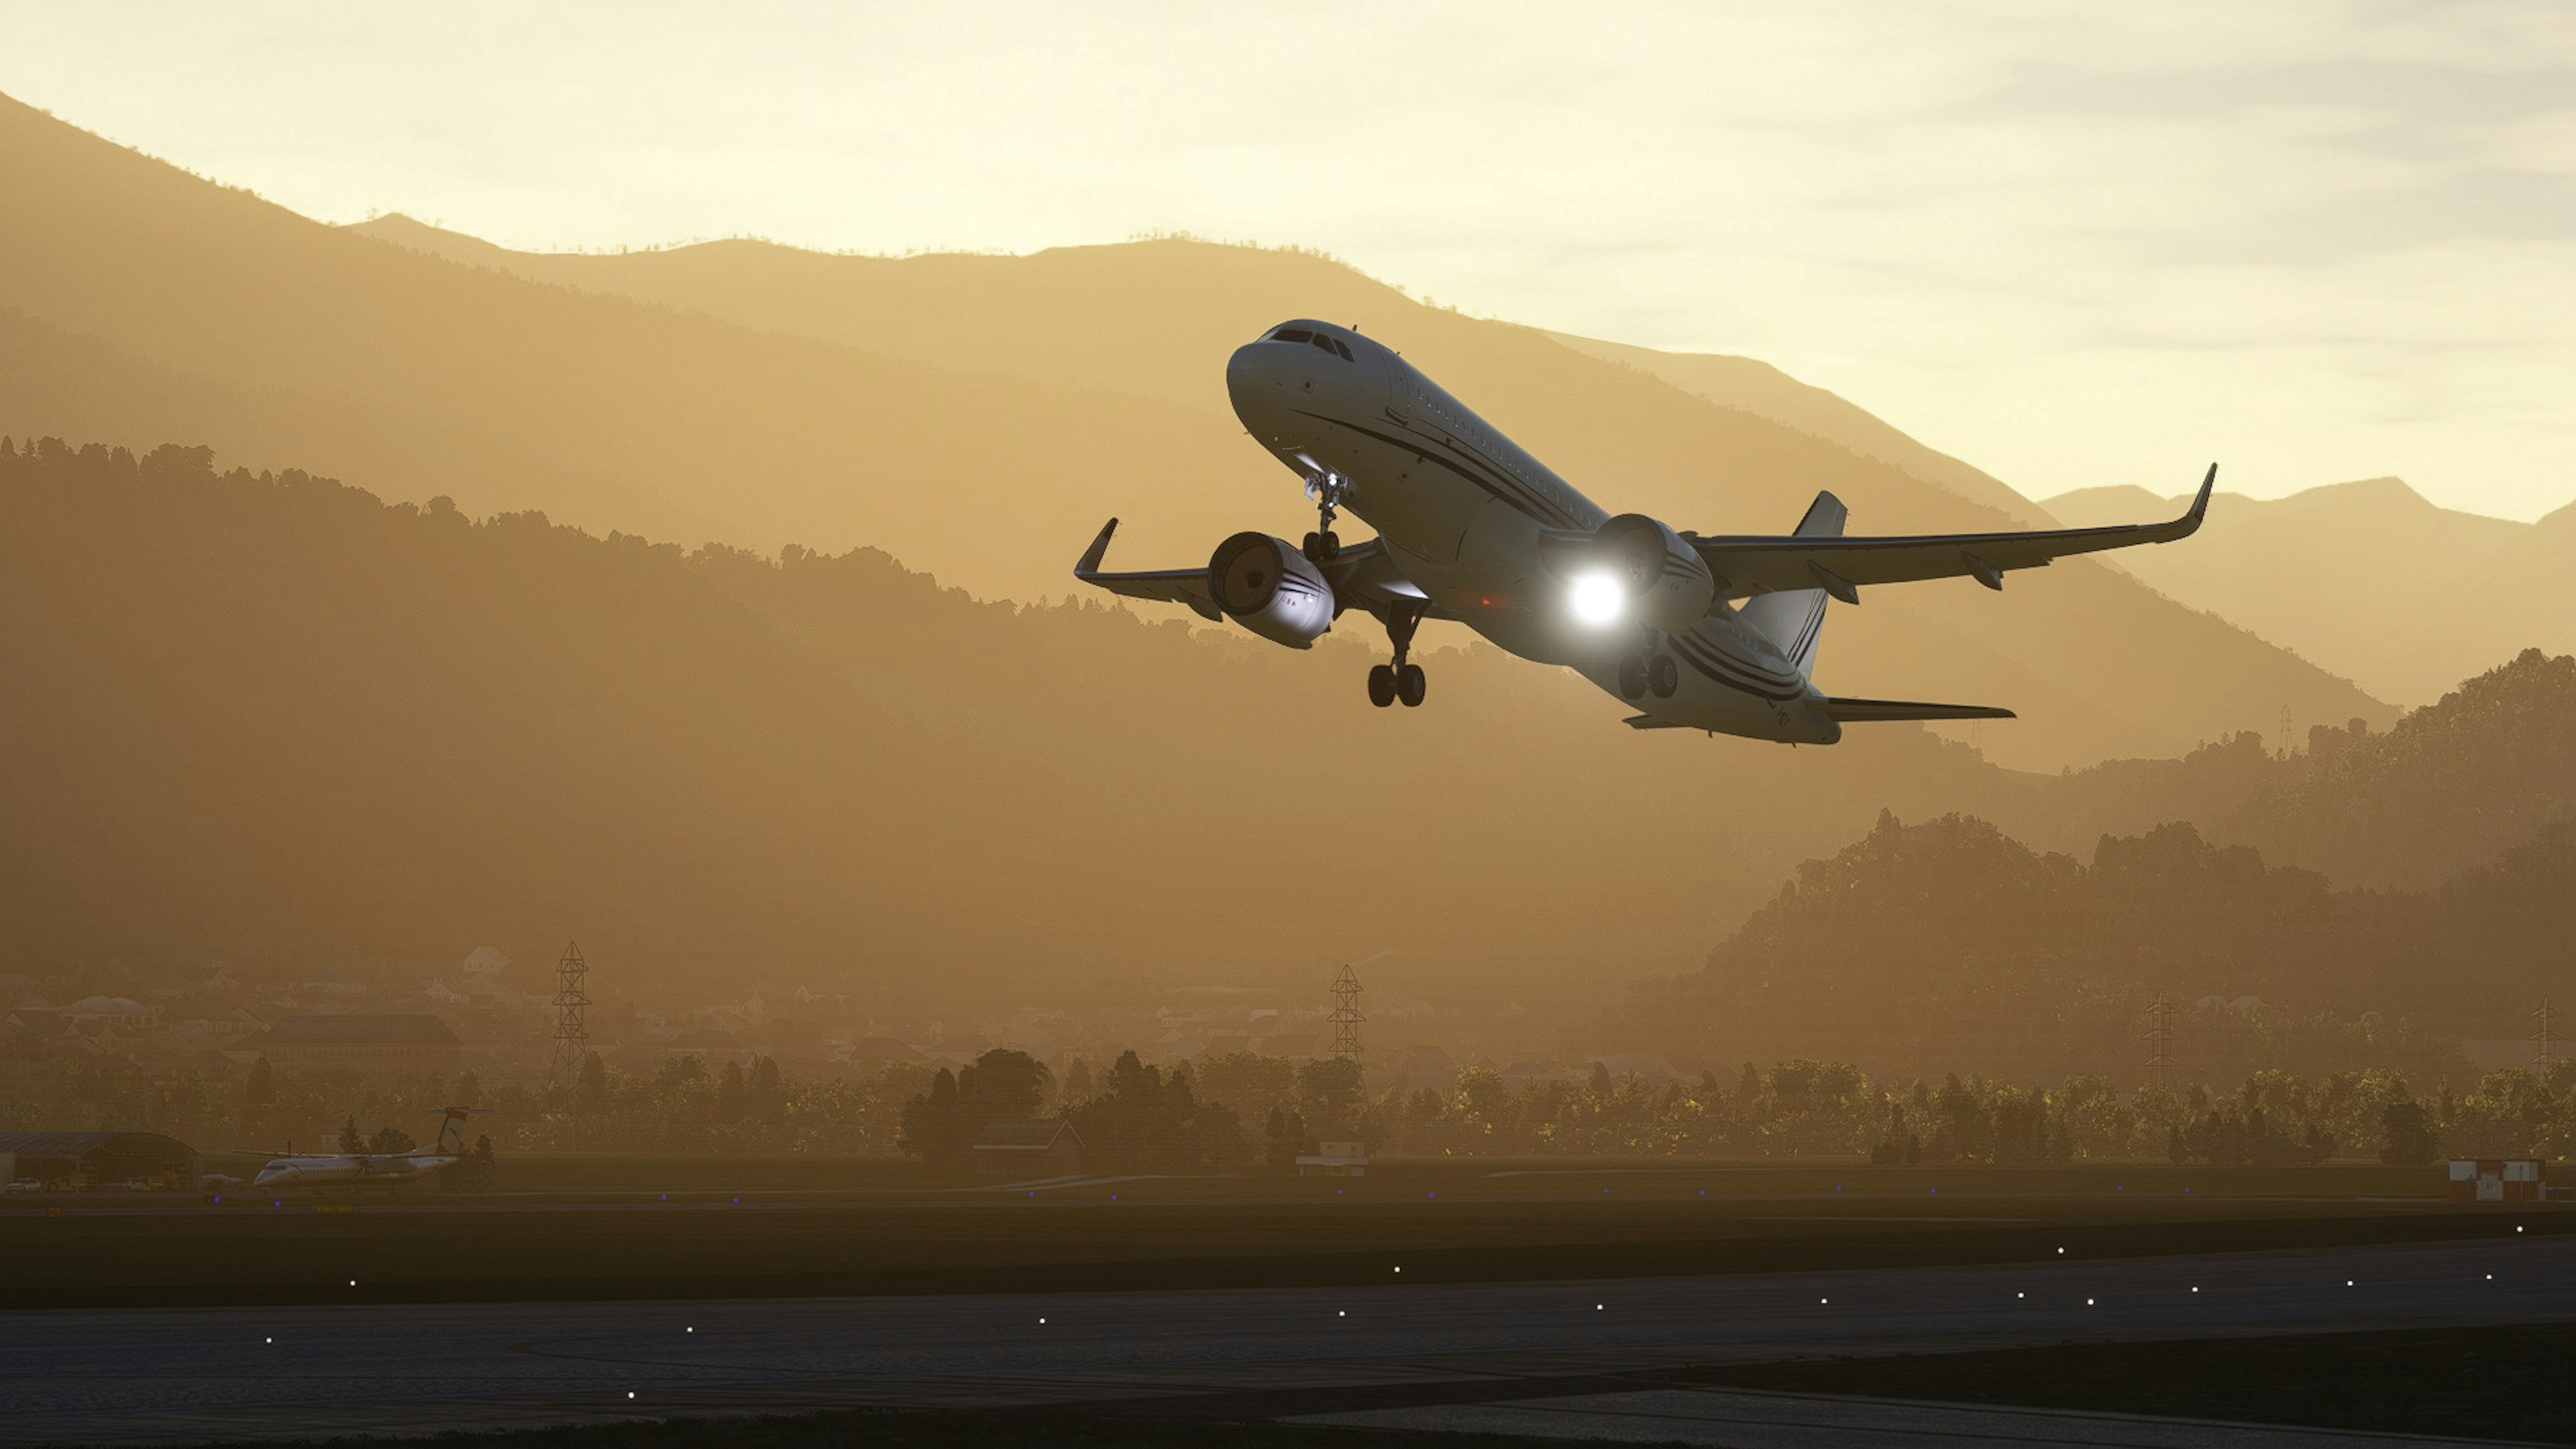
left=1227, top=342, right=1293, bottom=443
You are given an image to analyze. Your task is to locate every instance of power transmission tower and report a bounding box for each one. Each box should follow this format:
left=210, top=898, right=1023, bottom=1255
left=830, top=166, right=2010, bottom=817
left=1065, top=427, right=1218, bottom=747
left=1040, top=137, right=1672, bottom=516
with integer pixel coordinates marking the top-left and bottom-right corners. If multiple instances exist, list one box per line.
left=2143, top=994, right=2179, bottom=1089
left=548, top=940, right=591, bottom=1090
left=2536, top=997, right=2561, bottom=1074
left=1328, top=962, right=1366, bottom=1059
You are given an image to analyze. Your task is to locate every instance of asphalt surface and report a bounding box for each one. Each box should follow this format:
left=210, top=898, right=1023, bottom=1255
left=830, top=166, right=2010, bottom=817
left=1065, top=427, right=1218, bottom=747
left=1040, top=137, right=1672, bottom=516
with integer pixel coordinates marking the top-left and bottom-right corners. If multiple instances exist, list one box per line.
left=3, top=1236, right=2569, bottom=1445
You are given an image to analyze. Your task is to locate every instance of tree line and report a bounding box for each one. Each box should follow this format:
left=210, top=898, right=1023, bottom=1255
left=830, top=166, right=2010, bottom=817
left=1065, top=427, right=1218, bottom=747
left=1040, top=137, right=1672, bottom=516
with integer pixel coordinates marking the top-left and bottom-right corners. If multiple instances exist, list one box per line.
left=9, top=1028, right=2570, bottom=1171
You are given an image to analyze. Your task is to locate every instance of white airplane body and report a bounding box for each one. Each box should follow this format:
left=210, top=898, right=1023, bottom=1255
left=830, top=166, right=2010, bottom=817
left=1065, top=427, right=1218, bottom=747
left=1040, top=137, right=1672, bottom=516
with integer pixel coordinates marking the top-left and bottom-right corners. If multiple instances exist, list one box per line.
left=1079, top=319, right=2213, bottom=743
left=250, top=1106, right=486, bottom=1191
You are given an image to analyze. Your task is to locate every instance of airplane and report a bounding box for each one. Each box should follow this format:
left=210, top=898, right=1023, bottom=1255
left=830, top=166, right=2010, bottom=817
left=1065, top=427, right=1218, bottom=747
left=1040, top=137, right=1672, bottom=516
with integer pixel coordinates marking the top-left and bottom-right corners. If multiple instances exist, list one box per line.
left=249, top=1106, right=489, bottom=1191
left=1076, top=319, right=2214, bottom=744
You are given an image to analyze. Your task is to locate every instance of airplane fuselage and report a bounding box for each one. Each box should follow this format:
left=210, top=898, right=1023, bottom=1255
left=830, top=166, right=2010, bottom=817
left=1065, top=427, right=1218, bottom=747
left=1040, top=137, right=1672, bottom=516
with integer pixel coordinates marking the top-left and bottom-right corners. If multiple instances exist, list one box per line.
left=254, top=1152, right=458, bottom=1189
left=1225, top=320, right=1839, bottom=742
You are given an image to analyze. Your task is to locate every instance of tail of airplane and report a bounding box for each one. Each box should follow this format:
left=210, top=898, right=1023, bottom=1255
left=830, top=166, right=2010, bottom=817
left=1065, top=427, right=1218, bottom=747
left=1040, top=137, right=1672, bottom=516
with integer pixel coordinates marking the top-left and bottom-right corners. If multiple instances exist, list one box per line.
left=423, top=1106, right=490, bottom=1157
left=1735, top=490, right=1845, bottom=677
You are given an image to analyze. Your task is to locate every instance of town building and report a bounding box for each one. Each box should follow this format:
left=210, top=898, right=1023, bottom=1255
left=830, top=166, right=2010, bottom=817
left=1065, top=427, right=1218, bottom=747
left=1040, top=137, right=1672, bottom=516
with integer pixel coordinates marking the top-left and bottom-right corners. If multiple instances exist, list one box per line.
left=253, top=1014, right=462, bottom=1082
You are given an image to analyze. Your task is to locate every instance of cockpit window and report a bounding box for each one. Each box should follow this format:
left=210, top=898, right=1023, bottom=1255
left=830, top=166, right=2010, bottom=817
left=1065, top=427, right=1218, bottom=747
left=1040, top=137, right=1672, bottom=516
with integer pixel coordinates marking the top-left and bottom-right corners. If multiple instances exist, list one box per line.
left=1269, top=326, right=1352, bottom=361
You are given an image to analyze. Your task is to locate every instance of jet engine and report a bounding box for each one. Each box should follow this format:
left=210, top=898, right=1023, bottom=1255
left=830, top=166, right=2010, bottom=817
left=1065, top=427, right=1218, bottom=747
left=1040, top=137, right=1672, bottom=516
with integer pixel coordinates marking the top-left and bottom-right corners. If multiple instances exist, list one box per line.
left=1591, top=513, right=1717, bottom=631
left=1208, top=531, right=1336, bottom=648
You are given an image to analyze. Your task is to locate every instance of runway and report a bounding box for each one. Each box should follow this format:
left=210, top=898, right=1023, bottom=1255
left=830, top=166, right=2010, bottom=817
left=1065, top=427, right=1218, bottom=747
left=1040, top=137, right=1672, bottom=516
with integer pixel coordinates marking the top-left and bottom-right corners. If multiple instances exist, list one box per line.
left=3, top=1236, right=2568, bottom=1445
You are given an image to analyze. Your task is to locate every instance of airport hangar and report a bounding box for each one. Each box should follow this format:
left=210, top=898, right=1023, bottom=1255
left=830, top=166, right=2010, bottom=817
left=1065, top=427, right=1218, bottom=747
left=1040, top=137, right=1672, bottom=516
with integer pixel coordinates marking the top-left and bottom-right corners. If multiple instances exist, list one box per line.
left=0, top=1129, right=201, bottom=1187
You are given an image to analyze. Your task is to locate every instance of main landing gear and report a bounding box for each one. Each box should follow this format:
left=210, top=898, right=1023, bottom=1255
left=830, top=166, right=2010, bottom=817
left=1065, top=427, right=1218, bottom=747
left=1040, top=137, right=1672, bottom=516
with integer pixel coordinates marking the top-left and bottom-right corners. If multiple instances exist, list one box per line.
left=1367, top=605, right=1427, bottom=708
left=1301, top=473, right=1345, bottom=564
left=1618, top=647, right=1678, bottom=700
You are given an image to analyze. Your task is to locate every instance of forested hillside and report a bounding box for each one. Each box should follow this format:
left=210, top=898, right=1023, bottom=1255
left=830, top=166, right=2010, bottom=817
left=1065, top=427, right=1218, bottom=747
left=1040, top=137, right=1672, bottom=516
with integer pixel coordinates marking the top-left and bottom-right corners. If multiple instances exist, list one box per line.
left=0, top=436, right=2023, bottom=1012
left=1625, top=807, right=2569, bottom=1081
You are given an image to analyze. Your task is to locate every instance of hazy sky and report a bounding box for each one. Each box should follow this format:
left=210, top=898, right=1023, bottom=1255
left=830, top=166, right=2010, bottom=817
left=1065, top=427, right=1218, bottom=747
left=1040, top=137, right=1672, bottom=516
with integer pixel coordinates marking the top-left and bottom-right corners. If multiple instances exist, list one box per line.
left=9, top=1, right=2573, bottom=518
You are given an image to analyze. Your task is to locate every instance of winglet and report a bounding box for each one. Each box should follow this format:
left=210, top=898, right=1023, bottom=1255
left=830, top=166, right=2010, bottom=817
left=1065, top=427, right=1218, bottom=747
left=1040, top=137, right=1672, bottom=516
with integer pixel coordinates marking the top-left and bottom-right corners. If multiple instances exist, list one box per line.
left=1075, top=517, right=1120, bottom=578
left=2175, top=464, right=2216, bottom=535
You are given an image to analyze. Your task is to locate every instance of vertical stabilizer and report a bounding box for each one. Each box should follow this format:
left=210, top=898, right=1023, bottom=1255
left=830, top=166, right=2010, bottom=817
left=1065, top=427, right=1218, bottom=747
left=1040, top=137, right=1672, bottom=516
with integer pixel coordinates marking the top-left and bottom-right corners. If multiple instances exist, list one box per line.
left=1737, top=490, right=1845, bottom=677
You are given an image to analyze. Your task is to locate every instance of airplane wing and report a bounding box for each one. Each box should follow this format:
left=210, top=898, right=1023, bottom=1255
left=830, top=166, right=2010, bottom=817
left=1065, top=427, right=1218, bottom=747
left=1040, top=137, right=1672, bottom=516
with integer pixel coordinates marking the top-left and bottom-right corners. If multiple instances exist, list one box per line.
left=1073, top=519, right=1450, bottom=624
left=1821, top=697, right=2017, bottom=722
left=1687, top=465, right=2216, bottom=603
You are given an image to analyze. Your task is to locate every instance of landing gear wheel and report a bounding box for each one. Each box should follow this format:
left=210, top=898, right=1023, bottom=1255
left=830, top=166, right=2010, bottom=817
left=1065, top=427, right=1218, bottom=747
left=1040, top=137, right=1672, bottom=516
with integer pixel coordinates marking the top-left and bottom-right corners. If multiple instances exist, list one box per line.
left=1302, top=530, right=1341, bottom=564
left=1366, top=663, right=1397, bottom=708
left=1395, top=662, right=1427, bottom=708
left=1650, top=653, right=1679, bottom=698
left=1617, top=655, right=1648, bottom=700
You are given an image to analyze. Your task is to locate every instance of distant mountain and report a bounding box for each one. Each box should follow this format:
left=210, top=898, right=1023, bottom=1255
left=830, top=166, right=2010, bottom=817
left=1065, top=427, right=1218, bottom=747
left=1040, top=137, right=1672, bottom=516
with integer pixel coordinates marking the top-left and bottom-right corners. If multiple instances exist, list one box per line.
left=2046, top=478, right=2540, bottom=705
left=1540, top=333, right=2057, bottom=528
left=0, top=91, right=2390, bottom=768
left=2379, top=502, right=2576, bottom=693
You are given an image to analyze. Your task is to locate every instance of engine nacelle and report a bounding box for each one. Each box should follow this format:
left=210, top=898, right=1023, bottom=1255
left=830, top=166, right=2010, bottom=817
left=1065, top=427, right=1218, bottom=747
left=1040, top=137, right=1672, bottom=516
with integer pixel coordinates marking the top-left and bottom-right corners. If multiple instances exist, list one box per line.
left=1593, top=513, right=1717, bottom=632
left=1208, top=532, right=1336, bottom=649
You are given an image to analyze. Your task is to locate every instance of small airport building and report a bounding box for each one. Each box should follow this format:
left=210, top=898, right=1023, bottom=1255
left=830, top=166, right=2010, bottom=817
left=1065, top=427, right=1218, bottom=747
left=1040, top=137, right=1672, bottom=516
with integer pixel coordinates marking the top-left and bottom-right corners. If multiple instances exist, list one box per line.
left=1296, top=1140, right=1370, bottom=1177
left=2448, top=1159, right=2547, bottom=1202
left=0, top=1130, right=202, bottom=1189
left=972, top=1120, right=1084, bottom=1177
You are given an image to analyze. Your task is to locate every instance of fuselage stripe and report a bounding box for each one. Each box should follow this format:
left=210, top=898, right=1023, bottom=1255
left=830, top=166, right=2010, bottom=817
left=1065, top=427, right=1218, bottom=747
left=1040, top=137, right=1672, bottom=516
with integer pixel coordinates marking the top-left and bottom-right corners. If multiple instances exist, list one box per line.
left=1295, top=410, right=1581, bottom=531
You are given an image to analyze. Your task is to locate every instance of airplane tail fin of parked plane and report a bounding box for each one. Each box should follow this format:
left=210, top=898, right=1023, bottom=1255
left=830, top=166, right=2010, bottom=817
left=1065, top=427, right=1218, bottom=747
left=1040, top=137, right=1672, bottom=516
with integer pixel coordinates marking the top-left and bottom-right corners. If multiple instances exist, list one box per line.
left=425, top=1106, right=490, bottom=1157
left=1735, top=490, right=1845, bottom=677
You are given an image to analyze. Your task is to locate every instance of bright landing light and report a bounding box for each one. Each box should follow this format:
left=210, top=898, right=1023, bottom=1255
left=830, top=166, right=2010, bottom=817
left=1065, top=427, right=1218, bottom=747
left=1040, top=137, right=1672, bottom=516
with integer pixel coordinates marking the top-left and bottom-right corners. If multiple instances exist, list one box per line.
left=1568, top=570, right=1625, bottom=627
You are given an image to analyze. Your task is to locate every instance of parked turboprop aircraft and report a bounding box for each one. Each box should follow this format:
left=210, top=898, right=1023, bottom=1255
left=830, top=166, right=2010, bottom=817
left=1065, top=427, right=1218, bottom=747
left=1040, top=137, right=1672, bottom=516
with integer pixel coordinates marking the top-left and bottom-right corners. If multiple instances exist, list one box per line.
left=248, top=1106, right=488, bottom=1191
left=1077, top=319, right=2214, bottom=743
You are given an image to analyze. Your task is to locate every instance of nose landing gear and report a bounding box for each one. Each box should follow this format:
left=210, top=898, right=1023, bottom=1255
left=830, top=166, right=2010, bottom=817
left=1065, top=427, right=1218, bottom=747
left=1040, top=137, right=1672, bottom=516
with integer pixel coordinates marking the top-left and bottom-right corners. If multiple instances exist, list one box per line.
left=1302, top=473, right=1345, bottom=563
left=1367, top=604, right=1428, bottom=708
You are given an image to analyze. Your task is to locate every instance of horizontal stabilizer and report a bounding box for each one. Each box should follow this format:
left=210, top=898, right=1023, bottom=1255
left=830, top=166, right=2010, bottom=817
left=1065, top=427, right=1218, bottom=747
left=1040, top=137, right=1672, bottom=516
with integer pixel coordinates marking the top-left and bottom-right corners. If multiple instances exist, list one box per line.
left=1821, top=696, right=2017, bottom=723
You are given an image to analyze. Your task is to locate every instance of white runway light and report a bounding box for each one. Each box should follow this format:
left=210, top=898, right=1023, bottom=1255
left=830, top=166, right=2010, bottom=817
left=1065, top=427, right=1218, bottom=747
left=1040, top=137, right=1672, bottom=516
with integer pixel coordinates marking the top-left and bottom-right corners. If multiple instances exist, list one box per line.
left=1569, top=570, right=1625, bottom=626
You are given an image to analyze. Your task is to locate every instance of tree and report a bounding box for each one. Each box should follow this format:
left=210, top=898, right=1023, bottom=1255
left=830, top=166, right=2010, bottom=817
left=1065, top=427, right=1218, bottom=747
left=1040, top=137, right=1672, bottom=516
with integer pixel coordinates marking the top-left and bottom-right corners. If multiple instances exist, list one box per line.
left=2379, top=1099, right=2440, bottom=1167
left=454, top=1068, right=482, bottom=1108
left=1061, top=1057, right=1094, bottom=1107
left=1069, top=1051, right=1212, bottom=1172
left=366, top=1124, right=415, bottom=1154
left=1263, top=1105, right=1307, bottom=1169
left=443, top=1133, right=498, bottom=1191
left=900, top=1067, right=969, bottom=1167
left=576, top=1051, right=608, bottom=1114
left=337, top=1116, right=364, bottom=1154
left=243, top=1057, right=274, bottom=1110
left=716, top=1060, right=747, bottom=1122
left=747, top=1055, right=786, bottom=1123
left=1297, top=1055, right=1364, bottom=1138
left=958, top=1049, right=1051, bottom=1120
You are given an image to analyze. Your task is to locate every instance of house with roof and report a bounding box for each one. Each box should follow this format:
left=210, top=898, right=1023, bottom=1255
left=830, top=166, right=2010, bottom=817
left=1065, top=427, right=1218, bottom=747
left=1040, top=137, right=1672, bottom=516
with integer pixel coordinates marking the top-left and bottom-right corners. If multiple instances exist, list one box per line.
left=971, top=1120, right=1084, bottom=1178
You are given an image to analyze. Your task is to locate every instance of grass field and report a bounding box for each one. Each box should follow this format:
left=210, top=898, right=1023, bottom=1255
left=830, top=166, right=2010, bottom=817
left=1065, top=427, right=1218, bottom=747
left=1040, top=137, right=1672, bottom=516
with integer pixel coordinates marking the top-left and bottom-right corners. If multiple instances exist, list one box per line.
left=5, top=1159, right=2562, bottom=1309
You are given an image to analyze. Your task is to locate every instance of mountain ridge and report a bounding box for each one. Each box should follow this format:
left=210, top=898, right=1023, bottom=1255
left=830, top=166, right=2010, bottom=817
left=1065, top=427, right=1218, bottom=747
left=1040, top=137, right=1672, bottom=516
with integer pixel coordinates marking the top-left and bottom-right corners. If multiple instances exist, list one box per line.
left=0, top=89, right=2390, bottom=769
